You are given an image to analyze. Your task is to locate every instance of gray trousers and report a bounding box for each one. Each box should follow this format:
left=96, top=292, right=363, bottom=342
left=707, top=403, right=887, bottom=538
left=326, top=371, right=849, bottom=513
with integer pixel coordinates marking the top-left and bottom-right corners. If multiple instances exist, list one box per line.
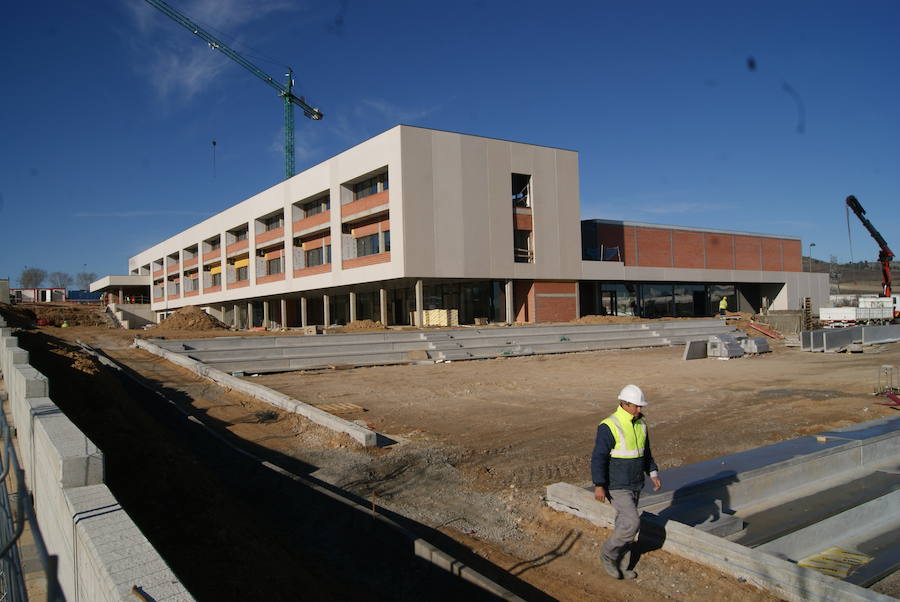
left=602, top=489, right=641, bottom=560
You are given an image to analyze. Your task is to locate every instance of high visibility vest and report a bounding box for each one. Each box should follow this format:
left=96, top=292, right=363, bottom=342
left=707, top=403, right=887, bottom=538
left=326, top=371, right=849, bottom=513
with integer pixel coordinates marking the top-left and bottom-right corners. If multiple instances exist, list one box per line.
left=600, top=406, right=647, bottom=459
left=719, top=297, right=728, bottom=310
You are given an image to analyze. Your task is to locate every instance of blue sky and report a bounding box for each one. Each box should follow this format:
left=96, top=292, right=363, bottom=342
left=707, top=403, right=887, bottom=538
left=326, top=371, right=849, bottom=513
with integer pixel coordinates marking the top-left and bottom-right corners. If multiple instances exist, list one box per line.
left=2, top=0, right=898, bottom=286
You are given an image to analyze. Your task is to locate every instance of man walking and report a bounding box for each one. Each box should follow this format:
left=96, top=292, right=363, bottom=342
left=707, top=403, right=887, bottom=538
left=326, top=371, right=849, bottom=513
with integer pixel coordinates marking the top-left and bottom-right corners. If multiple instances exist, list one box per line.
left=591, top=384, right=661, bottom=579
left=719, top=295, right=728, bottom=316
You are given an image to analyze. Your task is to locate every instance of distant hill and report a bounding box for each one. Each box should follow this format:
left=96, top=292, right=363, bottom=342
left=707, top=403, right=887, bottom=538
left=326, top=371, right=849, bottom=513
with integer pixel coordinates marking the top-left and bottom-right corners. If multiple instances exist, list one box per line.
left=807, top=257, right=900, bottom=294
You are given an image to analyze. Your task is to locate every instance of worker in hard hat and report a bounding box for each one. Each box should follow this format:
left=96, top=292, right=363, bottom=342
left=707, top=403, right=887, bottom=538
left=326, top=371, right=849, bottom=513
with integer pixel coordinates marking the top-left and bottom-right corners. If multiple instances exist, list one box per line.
left=718, top=295, right=728, bottom=316
left=591, top=384, right=662, bottom=580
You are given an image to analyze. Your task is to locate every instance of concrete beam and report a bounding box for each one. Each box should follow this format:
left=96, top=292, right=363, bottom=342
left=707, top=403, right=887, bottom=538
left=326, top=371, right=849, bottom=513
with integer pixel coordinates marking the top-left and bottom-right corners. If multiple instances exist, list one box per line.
left=545, top=482, right=892, bottom=602
left=863, top=324, right=900, bottom=346
left=134, top=338, right=377, bottom=446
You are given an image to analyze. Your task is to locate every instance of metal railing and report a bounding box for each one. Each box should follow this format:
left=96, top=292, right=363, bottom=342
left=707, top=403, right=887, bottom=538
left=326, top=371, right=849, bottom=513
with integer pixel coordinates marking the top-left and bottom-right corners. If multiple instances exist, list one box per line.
left=0, top=397, right=63, bottom=601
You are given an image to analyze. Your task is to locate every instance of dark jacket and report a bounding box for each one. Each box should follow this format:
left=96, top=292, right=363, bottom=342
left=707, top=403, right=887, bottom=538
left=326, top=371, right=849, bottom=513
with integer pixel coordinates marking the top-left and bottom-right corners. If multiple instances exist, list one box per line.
left=591, top=412, right=658, bottom=492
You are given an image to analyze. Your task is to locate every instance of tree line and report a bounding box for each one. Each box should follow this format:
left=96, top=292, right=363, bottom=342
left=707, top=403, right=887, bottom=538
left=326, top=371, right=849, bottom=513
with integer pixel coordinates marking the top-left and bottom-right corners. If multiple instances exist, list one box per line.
left=18, top=267, right=97, bottom=291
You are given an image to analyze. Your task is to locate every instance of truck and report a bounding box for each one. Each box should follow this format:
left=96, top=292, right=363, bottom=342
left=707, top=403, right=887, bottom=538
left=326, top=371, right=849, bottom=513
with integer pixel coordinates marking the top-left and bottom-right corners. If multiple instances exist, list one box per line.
left=820, top=296, right=897, bottom=328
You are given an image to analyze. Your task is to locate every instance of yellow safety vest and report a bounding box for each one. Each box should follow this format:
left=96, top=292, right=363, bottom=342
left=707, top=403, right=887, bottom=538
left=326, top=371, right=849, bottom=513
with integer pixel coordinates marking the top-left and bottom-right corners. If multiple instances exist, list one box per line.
left=600, top=406, right=647, bottom=459
left=719, top=297, right=728, bottom=310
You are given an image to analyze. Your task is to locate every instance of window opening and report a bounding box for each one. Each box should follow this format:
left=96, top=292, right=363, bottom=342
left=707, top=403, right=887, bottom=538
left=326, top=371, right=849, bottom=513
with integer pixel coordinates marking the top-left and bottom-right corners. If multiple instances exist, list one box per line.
left=512, top=173, right=531, bottom=208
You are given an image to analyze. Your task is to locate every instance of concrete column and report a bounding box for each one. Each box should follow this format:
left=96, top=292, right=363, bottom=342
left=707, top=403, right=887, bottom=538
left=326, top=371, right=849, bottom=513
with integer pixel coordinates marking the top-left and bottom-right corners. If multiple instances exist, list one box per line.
left=379, top=288, right=388, bottom=326
left=415, top=280, right=424, bottom=327
left=301, top=297, right=308, bottom=327
left=349, top=291, right=357, bottom=323
left=505, top=279, right=514, bottom=324
left=323, top=294, right=330, bottom=326
left=280, top=298, right=287, bottom=329
left=118, top=288, right=124, bottom=304
left=247, top=302, right=253, bottom=328
left=574, top=282, right=580, bottom=318
left=233, top=304, right=239, bottom=328
left=263, top=301, right=270, bottom=329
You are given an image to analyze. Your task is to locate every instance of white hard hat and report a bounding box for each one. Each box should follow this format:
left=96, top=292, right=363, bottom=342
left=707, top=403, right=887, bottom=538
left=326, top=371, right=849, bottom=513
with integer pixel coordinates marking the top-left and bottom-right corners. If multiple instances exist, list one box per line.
left=618, top=384, right=647, bottom=406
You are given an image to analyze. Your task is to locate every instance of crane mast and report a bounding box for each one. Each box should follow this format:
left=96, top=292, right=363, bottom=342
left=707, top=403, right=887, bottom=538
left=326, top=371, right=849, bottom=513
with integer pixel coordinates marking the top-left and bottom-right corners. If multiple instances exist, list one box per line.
left=142, top=0, right=323, bottom=180
left=845, top=195, right=894, bottom=298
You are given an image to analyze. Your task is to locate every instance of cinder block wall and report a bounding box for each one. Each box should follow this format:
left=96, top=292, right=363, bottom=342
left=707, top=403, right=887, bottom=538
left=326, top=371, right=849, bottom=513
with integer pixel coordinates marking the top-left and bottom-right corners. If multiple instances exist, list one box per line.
left=0, top=318, right=191, bottom=601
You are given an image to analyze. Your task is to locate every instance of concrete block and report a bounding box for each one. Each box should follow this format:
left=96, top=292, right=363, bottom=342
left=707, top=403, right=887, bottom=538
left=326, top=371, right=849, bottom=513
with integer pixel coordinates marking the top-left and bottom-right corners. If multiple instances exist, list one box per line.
left=811, top=330, right=825, bottom=352
left=823, top=326, right=864, bottom=352
left=65, top=485, right=192, bottom=602
left=740, top=337, right=770, bottom=354
left=33, top=411, right=104, bottom=488
left=413, top=539, right=524, bottom=601
left=800, top=330, right=812, bottom=351
left=682, top=340, right=708, bottom=360
left=862, top=324, right=900, bottom=346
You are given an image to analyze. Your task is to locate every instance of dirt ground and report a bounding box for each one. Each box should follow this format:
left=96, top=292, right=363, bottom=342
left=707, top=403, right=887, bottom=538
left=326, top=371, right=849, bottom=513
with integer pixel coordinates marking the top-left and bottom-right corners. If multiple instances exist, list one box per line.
left=4, top=303, right=899, bottom=600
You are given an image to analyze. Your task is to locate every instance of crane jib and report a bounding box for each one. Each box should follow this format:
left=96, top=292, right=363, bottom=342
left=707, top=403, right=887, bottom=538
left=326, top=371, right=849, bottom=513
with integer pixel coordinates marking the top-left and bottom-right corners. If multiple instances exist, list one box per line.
left=142, top=0, right=323, bottom=179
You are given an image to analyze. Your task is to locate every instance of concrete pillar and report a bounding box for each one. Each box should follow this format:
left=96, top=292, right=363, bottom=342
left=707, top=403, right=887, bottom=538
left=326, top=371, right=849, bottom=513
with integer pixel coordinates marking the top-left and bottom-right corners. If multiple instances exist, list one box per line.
left=505, top=280, right=514, bottom=324
left=301, top=297, right=308, bottom=327
left=118, top=288, right=124, bottom=304
left=349, top=291, right=357, bottom=323
left=415, top=280, right=424, bottom=327
left=379, top=288, right=388, bottom=326
left=247, top=302, right=253, bottom=328
left=263, top=301, right=270, bottom=329
left=280, top=298, right=287, bottom=329
left=323, top=294, right=330, bottom=326
left=233, top=304, right=239, bottom=329
left=574, top=282, right=581, bottom=319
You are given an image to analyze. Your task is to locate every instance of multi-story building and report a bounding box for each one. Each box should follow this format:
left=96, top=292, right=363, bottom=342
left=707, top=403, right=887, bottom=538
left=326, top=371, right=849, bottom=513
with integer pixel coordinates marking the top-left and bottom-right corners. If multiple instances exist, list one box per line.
left=109, top=125, right=828, bottom=327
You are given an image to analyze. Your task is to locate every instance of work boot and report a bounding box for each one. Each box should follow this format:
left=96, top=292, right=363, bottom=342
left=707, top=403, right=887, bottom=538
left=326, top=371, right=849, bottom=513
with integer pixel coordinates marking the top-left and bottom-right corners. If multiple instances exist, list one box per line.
left=620, top=548, right=637, bottom=580
left=601, top=553, right=621, bottom=579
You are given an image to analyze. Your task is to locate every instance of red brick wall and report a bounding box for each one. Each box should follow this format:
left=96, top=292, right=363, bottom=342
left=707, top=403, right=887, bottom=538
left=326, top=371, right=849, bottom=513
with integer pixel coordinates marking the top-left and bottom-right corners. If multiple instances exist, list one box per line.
left=761, top=238, right=783, bottom=271
left=635, top=228, right=672, bottom=267
left=672, top=231, right=705, bottom=269
left=704, top=234, right=734, bottom=269
left=342, top=252, right=391, bottom=270
left=514, top=213, right=533, bottom=231
left=513, top=281, right=534, bottom=323
left=734, top=236, right=762, bottom=270
left=292, top=210, right=330, bottom=234
left=533, top=281, right=577, bottom=322
left=293, top=264, right=331, bottom=278
left=256, top=273, right=286, bottom=285
left=255, top=226, right=284, bottom=245
left=624, top=226, right=638, bottom=265
left=341, top=190, right=389, bottom=218
left=782, top=239, right=802, bottom=272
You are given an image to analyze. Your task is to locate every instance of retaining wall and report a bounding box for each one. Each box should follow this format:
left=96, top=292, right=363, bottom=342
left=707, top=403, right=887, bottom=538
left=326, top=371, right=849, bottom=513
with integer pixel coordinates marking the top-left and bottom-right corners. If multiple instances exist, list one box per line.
left=0, top=316, right=191, bottom=601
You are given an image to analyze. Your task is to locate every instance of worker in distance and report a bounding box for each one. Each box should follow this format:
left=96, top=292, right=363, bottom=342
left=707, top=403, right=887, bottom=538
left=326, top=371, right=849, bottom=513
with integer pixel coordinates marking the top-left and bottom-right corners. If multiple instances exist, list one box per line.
left=591, top=384, right=661, bottom=580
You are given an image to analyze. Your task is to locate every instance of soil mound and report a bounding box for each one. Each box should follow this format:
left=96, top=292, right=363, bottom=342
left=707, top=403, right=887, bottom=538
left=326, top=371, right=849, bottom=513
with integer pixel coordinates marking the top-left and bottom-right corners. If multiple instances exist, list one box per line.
left=0, top=304, right=37, bottom=328
left=151, top=306, right=229, bottom=331
left=329, top=319, right=386, bottom=333
left=30, top=303, right=106, bottom=327
left=574, top=314, right=645, bottom=324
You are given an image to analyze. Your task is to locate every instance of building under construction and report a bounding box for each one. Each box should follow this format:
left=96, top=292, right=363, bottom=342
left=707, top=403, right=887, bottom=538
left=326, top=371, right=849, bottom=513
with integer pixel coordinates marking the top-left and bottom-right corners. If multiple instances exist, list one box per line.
left=98, top=125, right=829, bottom=326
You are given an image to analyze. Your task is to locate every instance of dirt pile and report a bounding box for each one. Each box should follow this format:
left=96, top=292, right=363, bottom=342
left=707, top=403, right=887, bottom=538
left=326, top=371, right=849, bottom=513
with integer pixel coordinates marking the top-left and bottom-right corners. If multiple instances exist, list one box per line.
left=0, top=304, right=37, bottom=328
left=29, top=303, right=107, bottom=327
left=151, top=306, right=229, bottom=331
left=574, top=314, right=645, bottom=324
left=330, top=319, right=387, bottom=332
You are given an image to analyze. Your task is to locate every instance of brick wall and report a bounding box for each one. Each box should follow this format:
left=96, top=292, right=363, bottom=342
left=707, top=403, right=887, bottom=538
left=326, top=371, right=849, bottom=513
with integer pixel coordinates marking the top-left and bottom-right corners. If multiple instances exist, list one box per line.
left=533, top=281, right=577, bottom=322
left=592, top=222, right=801, bottom=272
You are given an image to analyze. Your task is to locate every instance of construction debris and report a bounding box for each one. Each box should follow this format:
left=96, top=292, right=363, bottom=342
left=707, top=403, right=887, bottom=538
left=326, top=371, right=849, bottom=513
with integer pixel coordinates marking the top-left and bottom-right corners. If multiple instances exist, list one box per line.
left=150, top=306, right=229, bottom=331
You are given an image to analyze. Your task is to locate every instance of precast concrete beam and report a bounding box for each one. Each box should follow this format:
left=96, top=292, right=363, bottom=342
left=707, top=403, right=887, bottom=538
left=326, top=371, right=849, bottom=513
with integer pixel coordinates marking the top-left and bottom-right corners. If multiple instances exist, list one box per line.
left=545, top=482, right=893, bottom=602
left=863, top=324, right=900, bottom=346
left=134, top=338, right=377, bottom=446
left=823, top=326, right=864, bottom=352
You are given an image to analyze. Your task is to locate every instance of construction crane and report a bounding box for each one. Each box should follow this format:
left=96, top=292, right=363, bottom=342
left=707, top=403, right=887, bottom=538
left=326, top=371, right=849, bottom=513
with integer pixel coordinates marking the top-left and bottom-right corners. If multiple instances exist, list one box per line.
left=845, top=195, right=894, bottom=298
left=143, top=0, right=323, bottom=180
